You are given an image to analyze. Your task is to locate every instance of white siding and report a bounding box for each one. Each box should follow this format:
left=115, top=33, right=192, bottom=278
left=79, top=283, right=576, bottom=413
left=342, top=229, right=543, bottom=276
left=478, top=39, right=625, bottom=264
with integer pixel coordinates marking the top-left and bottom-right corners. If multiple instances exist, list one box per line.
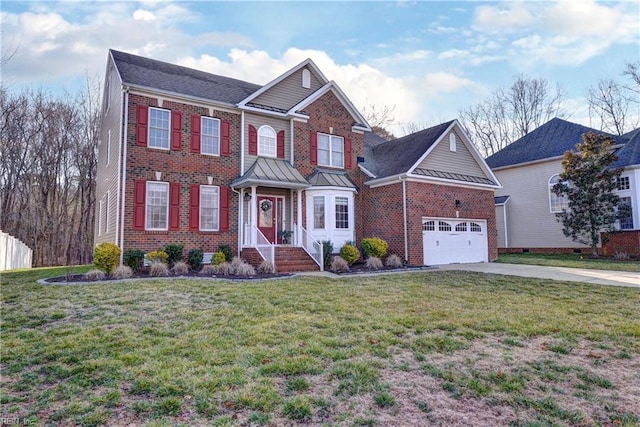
left=252, top=67, right=323, bottom=111
left=495, top=205, right=507, bottom=248
left=244, top=113, right=291, bottom=171
left=418, top=129, right=487, bottom=178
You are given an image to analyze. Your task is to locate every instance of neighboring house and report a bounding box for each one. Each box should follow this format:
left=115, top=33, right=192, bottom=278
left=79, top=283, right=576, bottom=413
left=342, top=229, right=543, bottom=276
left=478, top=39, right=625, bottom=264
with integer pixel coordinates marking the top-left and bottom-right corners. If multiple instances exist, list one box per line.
left=486, top=118, right=640, bottom=256
left=360, top=121, right=501, bottom=265
left=95, top=50, right=500, bottom=271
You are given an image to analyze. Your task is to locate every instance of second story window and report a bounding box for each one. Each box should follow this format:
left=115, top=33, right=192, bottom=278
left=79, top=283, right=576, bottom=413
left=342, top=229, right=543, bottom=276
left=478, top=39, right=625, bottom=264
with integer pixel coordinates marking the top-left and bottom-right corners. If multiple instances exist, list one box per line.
left=549, top=174, right=569, bottom=213
left=201, top=117, right=220, bottom=156
left=149, top=107, right=170, bottom=150
left=318, top=133, right=344, bottom=168
left=258, top=125, right=276, bottom=157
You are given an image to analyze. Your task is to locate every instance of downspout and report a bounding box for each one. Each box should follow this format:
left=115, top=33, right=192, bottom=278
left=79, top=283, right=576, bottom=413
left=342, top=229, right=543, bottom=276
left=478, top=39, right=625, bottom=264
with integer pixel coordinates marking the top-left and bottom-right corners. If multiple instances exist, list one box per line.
left=118, top=87, right=130, bottom=265
left=240, top=111, right=245, bottom=174
left=503, top=203, right=509, bottom=249
left=290, top=119, right=294, bottom=166
left=400, top=176, right=409, bottom=263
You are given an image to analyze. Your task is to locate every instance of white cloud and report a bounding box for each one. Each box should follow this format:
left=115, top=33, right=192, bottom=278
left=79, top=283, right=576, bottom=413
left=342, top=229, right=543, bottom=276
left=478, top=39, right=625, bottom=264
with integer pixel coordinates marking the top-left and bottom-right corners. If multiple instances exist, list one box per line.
left=133, top=9, right=155, bottom=21
left=473, top=2, right=534, bottom=33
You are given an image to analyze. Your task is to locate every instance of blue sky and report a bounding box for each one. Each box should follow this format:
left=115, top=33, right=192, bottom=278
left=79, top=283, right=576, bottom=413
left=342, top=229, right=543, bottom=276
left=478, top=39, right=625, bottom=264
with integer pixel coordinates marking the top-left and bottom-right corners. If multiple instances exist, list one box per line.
left=2, top=0, right=638, bottom=135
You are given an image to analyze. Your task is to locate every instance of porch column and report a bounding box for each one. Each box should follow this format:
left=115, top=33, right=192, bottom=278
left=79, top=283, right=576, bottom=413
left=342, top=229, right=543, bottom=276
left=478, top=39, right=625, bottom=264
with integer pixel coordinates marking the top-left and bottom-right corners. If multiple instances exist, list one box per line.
left=296, top=189, right=303, bottom=246
left=251, top=185, right=257, bottom=245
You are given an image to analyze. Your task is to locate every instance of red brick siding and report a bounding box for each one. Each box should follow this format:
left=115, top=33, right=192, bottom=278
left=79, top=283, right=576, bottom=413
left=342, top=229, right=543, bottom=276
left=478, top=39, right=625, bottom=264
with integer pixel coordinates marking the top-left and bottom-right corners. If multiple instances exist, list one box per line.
left=362, top=180, right=498, bottom=265
left=600, top=231, right=640, bottom=257
left=122, top=94, right=240, bottom=255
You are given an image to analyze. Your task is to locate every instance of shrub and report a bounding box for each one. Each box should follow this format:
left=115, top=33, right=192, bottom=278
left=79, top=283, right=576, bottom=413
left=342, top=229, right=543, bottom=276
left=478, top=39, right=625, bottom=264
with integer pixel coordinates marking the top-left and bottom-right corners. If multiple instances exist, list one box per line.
left=217, top=262, right=233, bottom=275
left=171, top=261, right=190, bottom=275
left=123, top=249, right=145, bottom=272
left=339, top=244, right=360, bottom=265
left=258, top=260, right=275, bottom=274
left=385, top=254, right=403, bottom=268
left=85, top=269, right=106, bottom=281
left=93, top=243, right=121, bottom=273
left=218, top=244, right=233, bottom=262
left=149, top=262, right=170, bottom=277
left=212, top=251, right=226, bottom=266
left=330, top=256, right=349, bottom=273
left=163, top=244, right=184, bottom=267
left=187, top=248, right=204, bottom=270
left=365, top=256, right=383, bottom=270
left=362, top=237, right=388, bottom=258
left=230, top=256, right=244, bottom=273
left=614, top=251, right=630, bottom=260
left=322, top=240, right=334, bottom=269
left=145, top=250, right=168, bottom=265
left=112, top=265, right=133, bottom=279
left=200, top=264, right=217, bottom=275
left=235, top=262, right=256, bottom=277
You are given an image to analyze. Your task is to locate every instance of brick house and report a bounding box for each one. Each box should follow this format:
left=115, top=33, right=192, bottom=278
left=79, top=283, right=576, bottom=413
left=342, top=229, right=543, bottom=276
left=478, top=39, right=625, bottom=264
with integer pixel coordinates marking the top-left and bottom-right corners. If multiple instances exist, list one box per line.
left=95, top=50, right=500, bottom=271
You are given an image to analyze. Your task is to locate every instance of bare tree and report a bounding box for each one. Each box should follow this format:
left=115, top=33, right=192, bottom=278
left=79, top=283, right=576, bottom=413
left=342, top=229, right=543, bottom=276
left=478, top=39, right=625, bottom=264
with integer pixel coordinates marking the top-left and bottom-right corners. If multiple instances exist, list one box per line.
left=459, top=75, right=565, bottom=156
left=623, top=61, right=640, bottom=94
left=361, top=104, right=396, bottom=141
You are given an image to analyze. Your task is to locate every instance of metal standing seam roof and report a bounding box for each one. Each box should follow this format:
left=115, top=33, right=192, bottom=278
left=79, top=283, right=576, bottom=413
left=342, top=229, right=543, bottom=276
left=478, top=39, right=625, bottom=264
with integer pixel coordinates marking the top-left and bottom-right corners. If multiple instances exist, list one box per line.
left=307, top=169, right=358, bottom=189
left=412, top=168, right=496, bottom=185
left=231, top=158, right=310, bottom=189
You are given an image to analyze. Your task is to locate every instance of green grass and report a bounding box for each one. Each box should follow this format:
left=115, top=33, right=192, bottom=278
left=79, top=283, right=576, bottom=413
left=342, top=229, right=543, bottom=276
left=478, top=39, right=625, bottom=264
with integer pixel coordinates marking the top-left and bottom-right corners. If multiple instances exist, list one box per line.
left=1, top=267, right=639, bottom=425
left=496, top=252, right=640, bottom=272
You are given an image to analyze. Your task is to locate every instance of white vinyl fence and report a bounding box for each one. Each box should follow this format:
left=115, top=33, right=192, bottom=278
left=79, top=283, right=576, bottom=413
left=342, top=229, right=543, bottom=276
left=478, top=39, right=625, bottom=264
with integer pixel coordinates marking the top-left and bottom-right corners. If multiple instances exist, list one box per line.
left=0, top=231, right=33, bottom=271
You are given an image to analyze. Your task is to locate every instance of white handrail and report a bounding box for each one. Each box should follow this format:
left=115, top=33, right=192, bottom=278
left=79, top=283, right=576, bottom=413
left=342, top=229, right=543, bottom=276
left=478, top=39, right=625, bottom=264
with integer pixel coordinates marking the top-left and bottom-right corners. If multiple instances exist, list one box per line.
left=296, top=224, right=324, bottom=271
left=253, top=226, right=275, bottom=267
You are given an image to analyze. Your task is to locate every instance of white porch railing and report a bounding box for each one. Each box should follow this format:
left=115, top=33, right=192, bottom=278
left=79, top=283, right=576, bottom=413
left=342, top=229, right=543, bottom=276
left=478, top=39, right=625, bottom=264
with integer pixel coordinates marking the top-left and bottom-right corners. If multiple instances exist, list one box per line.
left=296, top=224, right=324, bottom=271
left=246, top=225, right=275, bottom=267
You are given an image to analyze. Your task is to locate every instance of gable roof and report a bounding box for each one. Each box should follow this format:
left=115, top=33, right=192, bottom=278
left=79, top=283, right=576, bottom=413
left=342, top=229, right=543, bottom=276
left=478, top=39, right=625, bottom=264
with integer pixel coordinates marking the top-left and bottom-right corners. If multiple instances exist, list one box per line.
left=485, top=118, right=626, bottom=169
left=613, top=128, right=640, bottom=168
left=110, top=49, right=261, bottom=105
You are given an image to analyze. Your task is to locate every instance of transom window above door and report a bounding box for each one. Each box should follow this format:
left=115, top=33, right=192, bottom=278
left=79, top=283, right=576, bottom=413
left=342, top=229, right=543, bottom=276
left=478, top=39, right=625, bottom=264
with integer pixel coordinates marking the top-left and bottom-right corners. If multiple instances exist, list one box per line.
left=258, top=125, right=277, bottom=157
left=317, top=133, right=344, bottom=168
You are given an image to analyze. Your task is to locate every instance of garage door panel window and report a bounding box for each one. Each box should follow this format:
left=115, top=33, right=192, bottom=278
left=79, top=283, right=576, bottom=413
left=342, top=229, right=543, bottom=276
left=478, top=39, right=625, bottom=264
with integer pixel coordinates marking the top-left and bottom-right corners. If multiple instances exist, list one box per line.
left=439, top=221, right=451, bottom=231
left=470, top=222, right=482, bottom=232
left=455, top=222, right=467, bottom=232
left=423, top=221, right=435, bottom=231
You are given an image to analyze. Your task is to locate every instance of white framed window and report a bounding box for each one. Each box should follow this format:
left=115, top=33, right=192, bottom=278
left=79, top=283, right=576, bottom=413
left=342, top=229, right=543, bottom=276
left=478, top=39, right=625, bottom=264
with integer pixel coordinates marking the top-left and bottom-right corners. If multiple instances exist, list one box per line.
left=439, top=221, right=451, bottom=231
left=422, top=220, right=435, bottom=231
left=470, top=222, right=482, bottom=232
left=549, top=174, right=568, bottom=213
left=106, top=130, right=111, bottom=166
left=148, top=107, right=170, bottom=150
left=98, top=199, right=103, bottom=236
left=617, top=176, right=630, bottom=191
left=455, top=222, right=467, bottom=232
left=317, top=133, right=344, bottom=168
left=335, top=197, right=349, bottom=229
left=200, top=185, right=220, bottom=231
left=313, top=196, right=325, bottom=229
left=302, top=69, right=311, bottom=89
left=258, top=125, right=276, bottom=157
left=201, top=117, right=220, bottom=156
left=146, top=181, right=169, bottom=230
left=104, top=192, right=109, bottom=234
left=449, top=133, right=457, bottom=152
left=619, top=197, right=633, bottom=230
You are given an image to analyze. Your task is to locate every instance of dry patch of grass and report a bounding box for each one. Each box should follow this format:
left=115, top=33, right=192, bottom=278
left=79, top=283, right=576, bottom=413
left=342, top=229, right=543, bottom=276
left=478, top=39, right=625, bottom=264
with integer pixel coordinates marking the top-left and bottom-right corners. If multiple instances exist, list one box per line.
left=1, top=268, right=639, bottom=426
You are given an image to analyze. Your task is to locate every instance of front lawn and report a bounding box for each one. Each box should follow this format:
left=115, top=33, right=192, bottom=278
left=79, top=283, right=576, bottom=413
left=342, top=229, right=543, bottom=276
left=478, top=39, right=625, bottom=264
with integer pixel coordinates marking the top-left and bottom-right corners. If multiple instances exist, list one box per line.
left=1, top=268, right=639, bottom=426
left=497, top=252, right=640, bottom=272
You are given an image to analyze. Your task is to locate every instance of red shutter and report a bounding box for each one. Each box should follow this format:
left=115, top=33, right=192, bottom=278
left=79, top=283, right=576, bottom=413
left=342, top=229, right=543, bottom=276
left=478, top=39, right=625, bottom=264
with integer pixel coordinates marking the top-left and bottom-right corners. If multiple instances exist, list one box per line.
left=221, top=120, right=230, bottom=157
left=169, top=182, right=180, bottom=230
left=345, top=137, right=352, bottom=169
left=277, top=130, right=285, bottom=158
left=191, top=115, right=201, bottom=153
left=134, top=180, right=146, bottom=230
left=248, top=125, right=257, bottom=155
left=220, top=186, right=230, bottom=232
left=310, top=131, right=317, bottom=165
left=189, top=185, right=200, bottom=231
left=171, top=111, right=182, bottom=151
left=136, top=105, right=148, bottom=146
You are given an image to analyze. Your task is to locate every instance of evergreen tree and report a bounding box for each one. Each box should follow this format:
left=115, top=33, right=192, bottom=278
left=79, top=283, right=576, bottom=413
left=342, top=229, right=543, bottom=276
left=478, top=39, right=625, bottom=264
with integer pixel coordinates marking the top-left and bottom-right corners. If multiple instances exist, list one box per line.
left=552, top=132, right=629, bottom=256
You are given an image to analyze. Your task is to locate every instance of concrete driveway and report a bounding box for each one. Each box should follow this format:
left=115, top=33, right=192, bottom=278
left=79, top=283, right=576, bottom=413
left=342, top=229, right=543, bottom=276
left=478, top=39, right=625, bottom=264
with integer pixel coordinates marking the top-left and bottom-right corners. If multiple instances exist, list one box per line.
left=437, top=262, right=640, bottom=288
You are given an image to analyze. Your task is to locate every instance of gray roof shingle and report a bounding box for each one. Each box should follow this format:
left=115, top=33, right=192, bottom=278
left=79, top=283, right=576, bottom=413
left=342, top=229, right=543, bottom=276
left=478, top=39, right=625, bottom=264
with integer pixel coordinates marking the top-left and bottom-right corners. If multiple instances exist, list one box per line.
left=362, top=121, right=454, bottom=179
left=111, top=49, right=261, bottom=105
left=485, top=118, right=629, bottom=169
left=613, top=128, right=640, bottom=168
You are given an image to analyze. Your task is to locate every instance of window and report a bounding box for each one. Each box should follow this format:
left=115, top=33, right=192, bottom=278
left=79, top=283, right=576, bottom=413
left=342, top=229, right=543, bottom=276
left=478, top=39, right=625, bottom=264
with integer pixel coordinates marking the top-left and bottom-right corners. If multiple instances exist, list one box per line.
left=335, top=197, right=349, bottom=229
left=455, top=222, right=467, bottom=232
left=439, top=221, right=451, bottom=231
left=470, top=222, right=482, bottom=232
left=302, top=69, right=311, bottom=89
left=317, top=133, right=344, bottom=168
left=200, top=186, right=220, bottom=231
left=98, top=200, right=103, bottom=236
left=149, top=107, right=170, bottom=150
left=617, top=176, right=630, bottom=191
left=146, top=182, right=169, bottom=230
left=201, top=117, right=220, bottom=156
left=106, top=130, right=111, bottom=166
left=549, top=174, right=568, bottom=213
left=104, top=192, right=109, bottom=233
left=422, top=221, right=435, bottom=231
left=313, top=196, right=325, bottom=229
left=449, top=133, right=457, bottom=152
left=258, top=125, right=276, bottom=157
left=619, top=197, right=633, bottom=230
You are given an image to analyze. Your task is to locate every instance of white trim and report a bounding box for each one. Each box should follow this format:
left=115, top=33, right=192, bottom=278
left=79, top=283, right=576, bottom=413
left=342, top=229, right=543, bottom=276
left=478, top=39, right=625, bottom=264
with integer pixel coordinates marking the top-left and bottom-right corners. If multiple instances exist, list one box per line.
left=307, top=185, right=357, bottom=193
left=490, top=155, right=566, bottom=172
left=148, top=107, right=171, bottom=151
left=105, top=191, right=110, bottom=234
left=367, top=173, right=500, bottom=190
left=317, top=132, right=345, bottom=168
left=358, top=163, right=377, bottom=178
left=257, top=125, right=277, bottom=158
left=145, top=181, right=170, bottom=231
left=241, top=111, right=245, bottom=174
left=201, top=116, right=221, bottom=156
left=548, top=173, right=568, bottom=213
left=118, top=89, right=129, bottom=263
left=199, top=185, right=220, bottom=232
left=302, top=68, right=311, bottom=89
left=98, top=199, right=103, bottom=236
left=401, top=177, right=408, bottom=261
left=449, top=133, right=456, bottom=152
left=290, top=119, right=295, bottom=166
left=106, top=129, right=111, bottom=166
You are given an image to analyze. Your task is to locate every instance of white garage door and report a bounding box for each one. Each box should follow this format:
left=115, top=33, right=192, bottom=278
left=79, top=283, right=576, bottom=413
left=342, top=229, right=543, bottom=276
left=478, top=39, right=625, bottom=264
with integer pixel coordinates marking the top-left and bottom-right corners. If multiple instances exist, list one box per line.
left=422, top=218, right=488, bottom=265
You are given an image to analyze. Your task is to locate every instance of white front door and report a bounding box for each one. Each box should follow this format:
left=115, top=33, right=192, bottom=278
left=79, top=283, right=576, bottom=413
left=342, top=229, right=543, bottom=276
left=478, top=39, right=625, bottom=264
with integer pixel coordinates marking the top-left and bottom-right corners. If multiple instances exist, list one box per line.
left=422, top=218, right=488, bottom=265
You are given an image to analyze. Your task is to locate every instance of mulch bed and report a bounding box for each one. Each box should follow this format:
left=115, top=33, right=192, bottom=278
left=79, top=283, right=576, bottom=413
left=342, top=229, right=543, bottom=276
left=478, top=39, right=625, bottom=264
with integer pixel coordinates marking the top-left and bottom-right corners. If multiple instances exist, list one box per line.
left=44, top=271, right=294, bottom=284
